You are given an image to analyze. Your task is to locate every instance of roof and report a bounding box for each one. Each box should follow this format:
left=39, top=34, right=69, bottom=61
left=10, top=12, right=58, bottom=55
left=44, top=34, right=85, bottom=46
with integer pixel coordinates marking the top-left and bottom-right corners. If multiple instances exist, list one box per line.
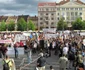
left=57, top=0, right=70, bottom=5
left=57, top=0, right=85, bottom=5
left=38, top=0, right=85, bottom=6
left=6, top=16, right=18, bottom=23
left=29, top=16, right=38, bottom=21
left=0, top=16, right=8, bottom=22
left=17, top=15, right=29, bottom=22
left=75, top=0, right=85, bottom=5
left=38, top=2, right=56, bottom=6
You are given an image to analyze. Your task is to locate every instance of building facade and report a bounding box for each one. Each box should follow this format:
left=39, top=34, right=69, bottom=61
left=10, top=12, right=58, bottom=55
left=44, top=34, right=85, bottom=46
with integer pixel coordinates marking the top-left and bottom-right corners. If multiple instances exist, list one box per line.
left=38, top=0, right=85, bottom=30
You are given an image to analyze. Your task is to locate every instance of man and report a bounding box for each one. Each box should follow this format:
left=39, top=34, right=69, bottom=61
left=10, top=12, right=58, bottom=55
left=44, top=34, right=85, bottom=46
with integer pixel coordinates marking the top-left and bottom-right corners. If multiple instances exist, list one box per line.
left=59, top=54, right=68, bottom=70
left=37, top=53, right=46, bottom=70
left=14, top=42, right=20, bottom=58
left=63, top=46, right=69, bottom=56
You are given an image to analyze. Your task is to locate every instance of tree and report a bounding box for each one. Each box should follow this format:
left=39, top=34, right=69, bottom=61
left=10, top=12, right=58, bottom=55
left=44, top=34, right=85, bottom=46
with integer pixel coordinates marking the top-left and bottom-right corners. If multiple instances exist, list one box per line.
left=82, top=20, right=85, bottom=30
left=72, top=18, right=83, bottom=30
left=17, top=18, right=27, bottom=31
left=7, top=21, right=15, bottom=31
left=0, top=20, right=6, bottom=31
left=57, top=18, right=67, bottom=30
left=27, top=20, right=36, bottom=30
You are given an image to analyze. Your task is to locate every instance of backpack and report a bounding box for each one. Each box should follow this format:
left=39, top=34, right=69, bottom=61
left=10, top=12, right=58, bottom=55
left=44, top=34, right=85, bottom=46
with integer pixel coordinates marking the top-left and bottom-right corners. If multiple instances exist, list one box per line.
left=3, top=60, right=10, bottom=70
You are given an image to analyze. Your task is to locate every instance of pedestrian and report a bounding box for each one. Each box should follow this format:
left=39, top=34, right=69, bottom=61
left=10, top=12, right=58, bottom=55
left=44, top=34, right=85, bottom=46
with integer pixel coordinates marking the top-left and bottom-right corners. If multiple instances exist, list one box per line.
left=37, top=53, right=46, bottom=70
left=3, top=55, right=13, bottom=70
left=59, top=54, right=68, bottom=70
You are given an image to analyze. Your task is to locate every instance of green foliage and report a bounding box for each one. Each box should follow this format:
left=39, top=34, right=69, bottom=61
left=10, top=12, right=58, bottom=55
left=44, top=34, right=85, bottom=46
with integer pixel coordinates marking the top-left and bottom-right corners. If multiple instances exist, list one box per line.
left=72, top=18, right=83, bottom=30
left=17, top=18, right=27, bottom=31
left=82, top=20, right=85, bottom=30
left=7, top=21, right=15, bottom=31
left=57, top=18, right=67, bottom=30
left=27, top=20, right=36, bottom=30
left=0, top=20, right=6, bottom=31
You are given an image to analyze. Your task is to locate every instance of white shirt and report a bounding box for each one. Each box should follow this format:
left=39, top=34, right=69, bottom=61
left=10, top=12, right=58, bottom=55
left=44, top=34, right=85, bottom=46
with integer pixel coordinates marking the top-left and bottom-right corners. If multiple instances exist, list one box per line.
left=63, top=47, right=69, bottom=55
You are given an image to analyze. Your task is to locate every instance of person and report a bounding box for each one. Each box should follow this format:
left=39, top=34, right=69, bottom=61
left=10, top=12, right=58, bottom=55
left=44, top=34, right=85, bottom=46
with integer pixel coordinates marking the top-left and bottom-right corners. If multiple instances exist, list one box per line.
left=14, top=42, right=19, bottom=58
left=25, top=47, right=32, bottom=63
left=63, top=46, right=69, bottom=56
left=59, top=54, right=68, bottom=70
left=3, top=55, right=13, bottom=70
left=1, top=44, right=8, bottom=58
left=37, top=53, right=46, bottom=70
left=76, top=51, right=84, bottom=70
left=0, top=44, right=2, bottom=58
left=50, top=66, right=54, bottom=70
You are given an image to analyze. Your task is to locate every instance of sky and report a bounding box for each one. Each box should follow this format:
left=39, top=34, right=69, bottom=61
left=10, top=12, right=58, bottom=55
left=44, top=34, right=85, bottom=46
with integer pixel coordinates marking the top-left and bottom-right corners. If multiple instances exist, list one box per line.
left=0, top=0, right=85, bottom=16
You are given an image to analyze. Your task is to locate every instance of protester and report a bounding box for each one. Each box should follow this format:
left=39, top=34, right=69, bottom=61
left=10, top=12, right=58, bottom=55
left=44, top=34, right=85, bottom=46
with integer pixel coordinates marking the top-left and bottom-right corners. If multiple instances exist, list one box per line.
left=50, top=66, right=54, bottom=70
left=59, top=54, right=68, bottom=70
left=3, top=55, right=13, bottom=70
left=14, top=42, right=20, bottom=58
left=1, top=44, right=8, bottom=58
left=0, top=44, right=2, bottom=58
left=37, top=53, right=46, bottom=70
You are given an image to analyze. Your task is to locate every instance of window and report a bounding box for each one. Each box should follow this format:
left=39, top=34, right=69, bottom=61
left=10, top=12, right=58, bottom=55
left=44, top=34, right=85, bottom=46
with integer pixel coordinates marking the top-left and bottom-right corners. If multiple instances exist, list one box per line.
left=66, top=8, right=69, bottom=10
left=62, top=8, right=65, bottom=10
left=80, top=12, right=82, bottom=16
left=40, top=13, right=43, bottom=16
left=75, top=12, right=78, bottom=16
left=46, top=27, right=48, bottom=28
left=75, top=8, right=78, bottom=10
left=58, top=13, right=59, bottom=16
left=67, top=12, right=70, bottom=16
left=51, top=22, right=54, bottom=25
left=57, top=17, right=59, bottom=20
left=71, top=17, right=74, bottom=20
left=46, top=13, right=48, bottom=15
left=46, top=8, right=49, bottom=11
left=71, top=12, right=74, bottom=16
left=51, top=18, right=54, bottom=20
left=46, top=17, right=48, bottom=20
left=40, top=18, right=43, bottom=20
left=70, top=8, right=74, bottom=10
left=62, top=12, right=65, bottom=16
left=79, top=8, right=82, bottom=10
left=46, top=21, right=48, bottom=25
left=67, top=17, right=70, bottom=20
left=51, top=13, right=54, bottom=16
left=57, top=8, right=60, bottom=10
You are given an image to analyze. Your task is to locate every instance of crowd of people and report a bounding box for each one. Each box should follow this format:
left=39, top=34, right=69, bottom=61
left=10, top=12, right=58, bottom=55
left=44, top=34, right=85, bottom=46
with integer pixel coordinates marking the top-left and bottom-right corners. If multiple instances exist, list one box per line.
left=0, top=31, right=85, bottom=70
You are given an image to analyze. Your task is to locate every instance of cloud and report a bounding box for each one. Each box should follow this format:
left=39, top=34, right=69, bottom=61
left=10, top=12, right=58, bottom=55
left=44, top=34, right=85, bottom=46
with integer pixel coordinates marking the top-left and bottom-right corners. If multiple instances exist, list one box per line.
left=0, top=0, right=84, bottom=16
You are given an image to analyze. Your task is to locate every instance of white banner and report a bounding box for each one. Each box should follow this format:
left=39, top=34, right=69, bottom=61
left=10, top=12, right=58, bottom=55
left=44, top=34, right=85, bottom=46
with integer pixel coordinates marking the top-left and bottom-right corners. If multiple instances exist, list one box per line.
left=0, top=40, right=12, bottom=43
left=43, top=28, right=56, bottom=33
left=44, top=34, right=57, bottom=39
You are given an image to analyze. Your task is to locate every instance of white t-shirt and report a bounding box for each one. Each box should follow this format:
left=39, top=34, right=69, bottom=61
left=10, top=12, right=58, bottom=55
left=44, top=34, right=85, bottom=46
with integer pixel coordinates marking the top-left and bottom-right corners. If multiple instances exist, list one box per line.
left=63, top=47, right=69, bottom=55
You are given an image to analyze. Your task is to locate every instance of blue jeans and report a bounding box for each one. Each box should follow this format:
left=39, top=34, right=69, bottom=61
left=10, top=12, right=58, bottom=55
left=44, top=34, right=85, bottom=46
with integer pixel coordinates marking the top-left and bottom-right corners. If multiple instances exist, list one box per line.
left=14, top=47, right=18, bottom=58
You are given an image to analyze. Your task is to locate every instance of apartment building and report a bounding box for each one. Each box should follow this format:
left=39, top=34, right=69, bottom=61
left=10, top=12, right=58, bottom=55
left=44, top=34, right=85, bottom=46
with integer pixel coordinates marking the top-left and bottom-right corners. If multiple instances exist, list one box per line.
left=38, top=0, right=85, bottom=30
